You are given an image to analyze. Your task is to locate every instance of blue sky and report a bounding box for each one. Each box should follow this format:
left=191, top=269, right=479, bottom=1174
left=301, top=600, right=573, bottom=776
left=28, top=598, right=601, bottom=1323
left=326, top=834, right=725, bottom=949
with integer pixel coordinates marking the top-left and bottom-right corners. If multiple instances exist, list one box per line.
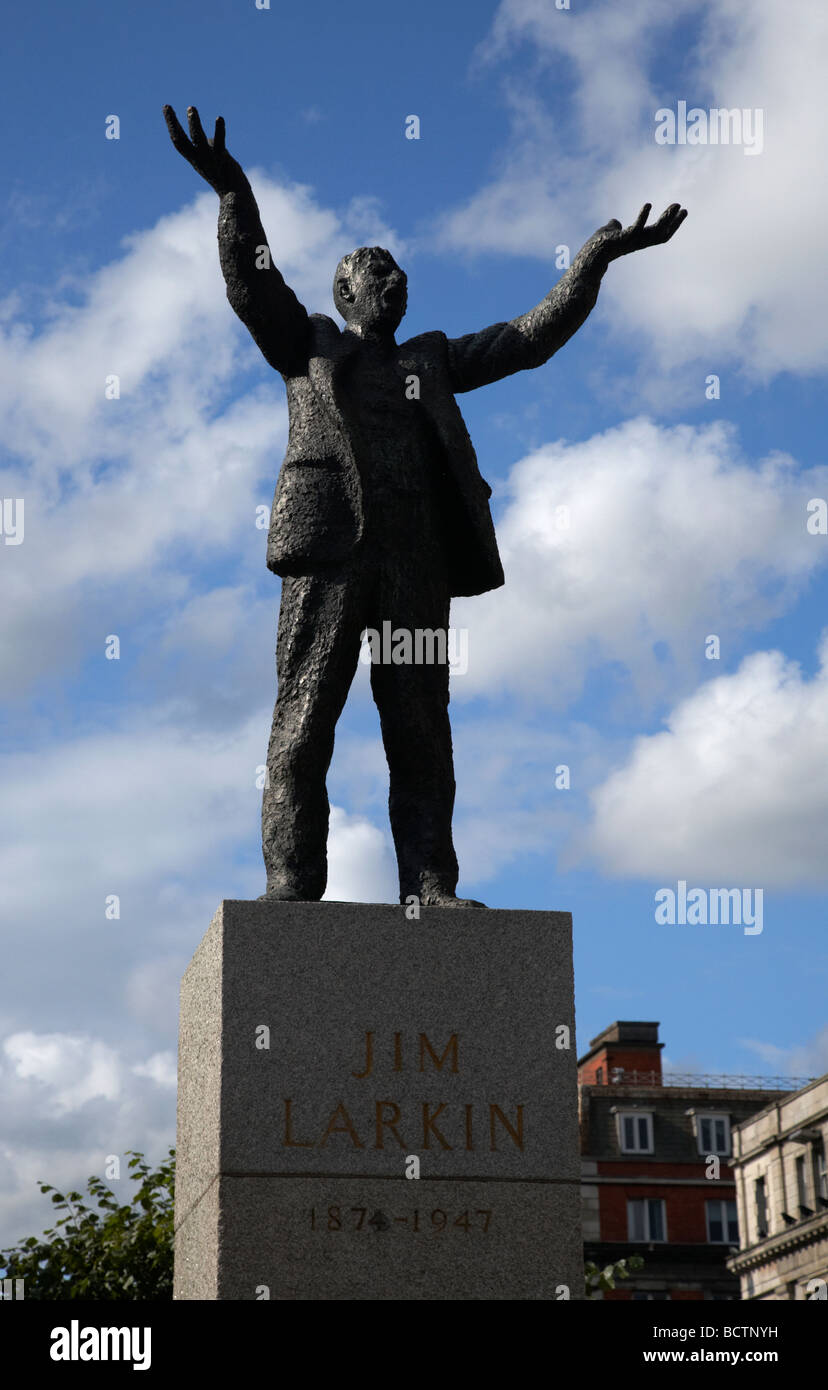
left=1, top=0, right=827, bottom=1245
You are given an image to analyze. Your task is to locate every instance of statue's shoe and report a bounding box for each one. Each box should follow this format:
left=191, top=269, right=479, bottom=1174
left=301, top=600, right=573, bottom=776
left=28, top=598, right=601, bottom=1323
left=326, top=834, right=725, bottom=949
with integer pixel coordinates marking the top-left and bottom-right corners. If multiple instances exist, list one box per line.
left=257, top=885, right=312, bottom=902
left=415, top=891, right=488, bottom=908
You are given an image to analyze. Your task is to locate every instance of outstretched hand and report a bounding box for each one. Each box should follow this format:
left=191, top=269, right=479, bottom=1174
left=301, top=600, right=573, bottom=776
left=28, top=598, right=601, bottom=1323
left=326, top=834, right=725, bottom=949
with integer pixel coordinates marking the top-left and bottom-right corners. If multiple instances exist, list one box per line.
left=163, top=105, right=246, bottom=197
left=594, top=203, right=688, bottom=263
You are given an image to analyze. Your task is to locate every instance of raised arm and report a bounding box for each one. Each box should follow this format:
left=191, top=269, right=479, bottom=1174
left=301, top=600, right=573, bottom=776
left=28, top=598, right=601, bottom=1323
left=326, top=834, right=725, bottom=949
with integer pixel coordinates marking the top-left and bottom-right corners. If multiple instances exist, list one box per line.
left=447, top=203, right=687, bottom=394
left=163, top=105, right=309, bottom=377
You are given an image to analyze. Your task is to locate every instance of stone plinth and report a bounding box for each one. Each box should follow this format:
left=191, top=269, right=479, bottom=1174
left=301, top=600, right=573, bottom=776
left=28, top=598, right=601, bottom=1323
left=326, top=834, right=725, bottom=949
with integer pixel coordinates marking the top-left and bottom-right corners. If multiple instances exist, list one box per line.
left=174, top=900, right=582, bottom=1300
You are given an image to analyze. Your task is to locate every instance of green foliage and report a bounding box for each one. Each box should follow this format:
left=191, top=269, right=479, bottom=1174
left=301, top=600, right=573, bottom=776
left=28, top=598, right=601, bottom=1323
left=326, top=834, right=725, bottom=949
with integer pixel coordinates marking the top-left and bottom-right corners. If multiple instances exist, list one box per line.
left=585, top=1253, right=645, bottom=1298
left=0, top=1150, right=175, bottom=1300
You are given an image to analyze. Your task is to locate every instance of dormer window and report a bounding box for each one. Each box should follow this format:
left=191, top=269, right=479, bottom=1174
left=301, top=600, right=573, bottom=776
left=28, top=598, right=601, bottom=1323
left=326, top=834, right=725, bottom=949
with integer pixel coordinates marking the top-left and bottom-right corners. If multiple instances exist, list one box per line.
left=687, top=1111, right=732, bottom=1157
left=616, top=1110, right=654, bottom=1153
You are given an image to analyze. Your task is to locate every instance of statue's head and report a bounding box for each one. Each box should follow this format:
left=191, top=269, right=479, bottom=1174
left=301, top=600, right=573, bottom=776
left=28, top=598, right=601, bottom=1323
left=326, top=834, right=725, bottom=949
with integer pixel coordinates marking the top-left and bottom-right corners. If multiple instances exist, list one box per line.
left=333, top=246, right=407, bottom=333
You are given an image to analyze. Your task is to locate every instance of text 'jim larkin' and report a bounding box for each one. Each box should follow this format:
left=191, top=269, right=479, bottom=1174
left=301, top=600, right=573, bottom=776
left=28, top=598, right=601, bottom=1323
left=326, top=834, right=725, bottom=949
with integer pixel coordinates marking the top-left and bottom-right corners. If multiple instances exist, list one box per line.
left=282, top=1032, right=525, bottom=1152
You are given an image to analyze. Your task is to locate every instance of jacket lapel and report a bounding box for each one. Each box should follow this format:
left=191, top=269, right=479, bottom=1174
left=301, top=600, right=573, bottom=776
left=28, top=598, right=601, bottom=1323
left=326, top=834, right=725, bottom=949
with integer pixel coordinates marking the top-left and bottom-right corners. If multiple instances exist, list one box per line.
left=308, top=322, right=360, bottom=420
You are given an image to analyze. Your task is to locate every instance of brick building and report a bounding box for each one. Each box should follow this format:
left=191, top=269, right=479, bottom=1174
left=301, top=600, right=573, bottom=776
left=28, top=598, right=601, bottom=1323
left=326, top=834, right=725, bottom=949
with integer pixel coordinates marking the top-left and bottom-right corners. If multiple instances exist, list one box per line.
left=579, top=1021, right=798, bottom=1299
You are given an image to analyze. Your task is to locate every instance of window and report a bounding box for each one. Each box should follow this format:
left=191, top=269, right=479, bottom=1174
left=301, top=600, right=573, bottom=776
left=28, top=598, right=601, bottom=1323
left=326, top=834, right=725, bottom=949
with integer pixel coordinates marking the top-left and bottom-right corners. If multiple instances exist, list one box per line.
left=706, top=1199, right=739, bottom=1243
left=813, top=1141, right=827, bottom=1204
left=618, top=1112, right=654, bottom=1153
left=796, top=1154, right=811, bottom=1212
left=755, top=1177, right=768, bottom=1237
left=696, top=1114, right=731, bottom=1156
left=595, top=1066, right=603, bottom=1085
left=628, top=1198, right=666, bottom=1242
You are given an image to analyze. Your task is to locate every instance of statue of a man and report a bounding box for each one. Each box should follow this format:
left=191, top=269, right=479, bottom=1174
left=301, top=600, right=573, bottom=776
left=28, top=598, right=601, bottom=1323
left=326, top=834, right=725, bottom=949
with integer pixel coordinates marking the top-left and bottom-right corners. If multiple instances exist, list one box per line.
left=164, top=105, right=687, bottom=907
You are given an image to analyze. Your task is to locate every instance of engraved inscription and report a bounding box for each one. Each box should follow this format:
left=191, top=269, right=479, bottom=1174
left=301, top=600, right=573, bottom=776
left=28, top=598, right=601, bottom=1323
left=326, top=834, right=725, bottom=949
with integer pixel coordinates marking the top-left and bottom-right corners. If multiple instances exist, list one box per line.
left=282, top=1097, right=524, bottom=1151
left=282, top=1029, right=526, bottom=1154
left=309, top=1207, right=493, bottom=1233
left=352, top=1031, right=459, bottom=1079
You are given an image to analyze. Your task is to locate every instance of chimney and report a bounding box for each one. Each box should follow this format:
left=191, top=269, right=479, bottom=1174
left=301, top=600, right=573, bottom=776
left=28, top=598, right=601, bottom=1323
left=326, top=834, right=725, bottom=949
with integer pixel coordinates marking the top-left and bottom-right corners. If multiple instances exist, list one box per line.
left=577, top=1021, right=663, bottom=1086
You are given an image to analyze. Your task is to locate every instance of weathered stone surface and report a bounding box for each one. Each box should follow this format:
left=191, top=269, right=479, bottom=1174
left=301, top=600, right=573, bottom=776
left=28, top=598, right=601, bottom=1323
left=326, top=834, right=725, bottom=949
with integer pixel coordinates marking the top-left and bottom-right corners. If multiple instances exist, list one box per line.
left=174, top=899, right=583, bottom=1300
left=180, top=1176, right=582, bottom=1301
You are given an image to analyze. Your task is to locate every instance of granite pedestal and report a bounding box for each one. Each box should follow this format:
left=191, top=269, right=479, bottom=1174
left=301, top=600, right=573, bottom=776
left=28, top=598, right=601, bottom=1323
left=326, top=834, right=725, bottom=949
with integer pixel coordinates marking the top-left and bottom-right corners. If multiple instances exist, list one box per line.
left=173, top=900, right=582, bottom=1300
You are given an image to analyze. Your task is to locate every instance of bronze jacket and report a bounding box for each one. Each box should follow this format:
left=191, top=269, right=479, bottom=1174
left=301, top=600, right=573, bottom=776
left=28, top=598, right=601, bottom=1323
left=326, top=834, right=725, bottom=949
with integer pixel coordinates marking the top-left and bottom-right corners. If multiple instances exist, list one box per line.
left=217, top=187, right=604, bottom=599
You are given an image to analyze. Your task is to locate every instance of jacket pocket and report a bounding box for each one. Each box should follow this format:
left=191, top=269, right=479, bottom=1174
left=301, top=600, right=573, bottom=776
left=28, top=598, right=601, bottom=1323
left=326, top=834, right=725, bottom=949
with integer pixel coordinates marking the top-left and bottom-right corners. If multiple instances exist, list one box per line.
left=267, top=458, right=359, bottom=575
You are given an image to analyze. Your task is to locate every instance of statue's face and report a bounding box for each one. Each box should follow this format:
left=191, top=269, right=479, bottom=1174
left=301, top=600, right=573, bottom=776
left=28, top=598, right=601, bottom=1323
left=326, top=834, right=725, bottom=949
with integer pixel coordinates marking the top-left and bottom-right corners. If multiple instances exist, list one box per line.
left=335, top=248, right=408, bottom=332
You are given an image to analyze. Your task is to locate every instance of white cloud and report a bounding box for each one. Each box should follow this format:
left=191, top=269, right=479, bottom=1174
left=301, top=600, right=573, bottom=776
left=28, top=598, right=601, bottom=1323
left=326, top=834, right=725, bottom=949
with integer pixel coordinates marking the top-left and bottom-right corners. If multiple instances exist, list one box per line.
left=0, top=175, right=404, bottom=700
left=0, top=175, right=402, bottom=471
left=449, top=717, right=587, bottom=886
left=0, top=718, right=266, bottom=921
left=454, top=417, right=827, bottom=707
left=739, top=1027, right=828, bottom=1079
left=440, top=0, right=828, bottom=379
left=0, top=1029, right=177, bottom=1248
left=587, top=636, right=828, bottom=887
left=132, top=1052, right=177, bottom=1089
left=0, top=715, right=400, bottom=933
left=3, top=1033, right=122, bottom=1115
left=125, top=961, right=190, bottom=1037
left=324, top=806, right=398, bottom=903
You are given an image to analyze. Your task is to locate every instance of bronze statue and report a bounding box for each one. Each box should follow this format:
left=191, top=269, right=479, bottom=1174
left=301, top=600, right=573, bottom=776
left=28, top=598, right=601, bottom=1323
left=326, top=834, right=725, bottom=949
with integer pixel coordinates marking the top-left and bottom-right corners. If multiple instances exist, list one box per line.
left=164, top=105, right=687, bottom=906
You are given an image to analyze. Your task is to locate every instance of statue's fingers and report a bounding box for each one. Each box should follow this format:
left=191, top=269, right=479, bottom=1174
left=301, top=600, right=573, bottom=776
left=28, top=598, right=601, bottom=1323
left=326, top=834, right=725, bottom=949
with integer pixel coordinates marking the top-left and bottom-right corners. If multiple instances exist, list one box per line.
left=634, top=203, right=652, bottom=229
left=163, top=105, right=190, bottom=151
left=187, top=106, right=208, bottom=149
left=668, top=208, right=688, bottom=237
left=648, top=206, right=674, bottom=238
left=657, top=207, right=688, bottom=242
left=213, top=116, right=226, bottom=153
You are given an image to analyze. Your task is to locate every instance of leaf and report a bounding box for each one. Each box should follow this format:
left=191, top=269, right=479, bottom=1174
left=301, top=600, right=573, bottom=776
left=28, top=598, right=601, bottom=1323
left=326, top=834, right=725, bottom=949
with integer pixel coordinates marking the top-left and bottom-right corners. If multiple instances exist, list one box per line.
left=4, top=1149, right=176, bottom=1300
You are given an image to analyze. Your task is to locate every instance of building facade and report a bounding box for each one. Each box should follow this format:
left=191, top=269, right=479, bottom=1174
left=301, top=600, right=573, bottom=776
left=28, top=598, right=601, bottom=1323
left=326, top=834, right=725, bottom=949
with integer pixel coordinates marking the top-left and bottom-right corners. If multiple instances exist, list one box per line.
left=579, top=1021, right=794, bottom=1300
left=726, top=1074, right=828, bottom=1299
